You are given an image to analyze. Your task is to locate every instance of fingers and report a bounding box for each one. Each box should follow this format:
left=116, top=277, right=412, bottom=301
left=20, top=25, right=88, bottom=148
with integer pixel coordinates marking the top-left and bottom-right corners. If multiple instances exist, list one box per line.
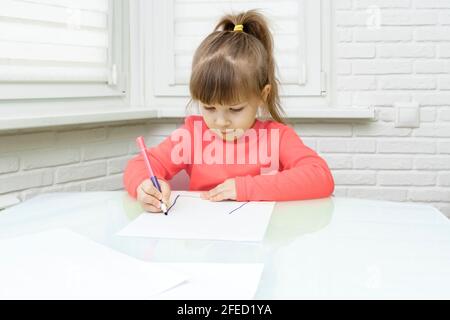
left=207, top=184, right=225, bottom=199
left=140, top=179, right=163, bottom=200
left=138, top=187, right=162, bottom=211
left=204, top=184, right=228, bottom=202
left=209, top=192, right=227, bottom=202
left=137, top=179, right=175, bottom=212
left=140, top=202, right=162, bottom=213
left=202, top=179, right=236, bottom=202
left=137, top=181, right=163, bottom=213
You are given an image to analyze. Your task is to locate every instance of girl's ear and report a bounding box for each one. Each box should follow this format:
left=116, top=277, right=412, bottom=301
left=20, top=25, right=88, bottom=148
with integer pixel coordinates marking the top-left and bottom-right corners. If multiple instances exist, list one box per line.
left=261, top=84, right=271, bottom=102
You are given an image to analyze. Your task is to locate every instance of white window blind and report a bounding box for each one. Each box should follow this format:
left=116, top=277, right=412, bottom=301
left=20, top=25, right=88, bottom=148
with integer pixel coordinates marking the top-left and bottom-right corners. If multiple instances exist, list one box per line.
left=0, top=0, right=126, bottom=100
left=151, top=0, right=324, bottom=98
left=174, top=0, right=306, bottom=85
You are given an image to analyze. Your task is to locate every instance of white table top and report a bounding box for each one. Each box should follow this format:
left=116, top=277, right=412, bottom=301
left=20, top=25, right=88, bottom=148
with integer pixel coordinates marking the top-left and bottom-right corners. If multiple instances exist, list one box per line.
left=1, top=192, right=450, bottom=299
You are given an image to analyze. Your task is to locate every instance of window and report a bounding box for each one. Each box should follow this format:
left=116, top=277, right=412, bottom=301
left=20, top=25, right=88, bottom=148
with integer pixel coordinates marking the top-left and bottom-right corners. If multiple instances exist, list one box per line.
left=0, top=0, right=371, bottom=129
left=0, top=0, right=127, bottom=100
left=146, top=0, right=331, bottom=116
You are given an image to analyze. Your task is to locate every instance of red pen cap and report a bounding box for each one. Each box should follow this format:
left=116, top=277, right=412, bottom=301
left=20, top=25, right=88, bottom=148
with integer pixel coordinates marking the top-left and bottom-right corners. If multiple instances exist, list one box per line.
left=136, top=136, right=156, bottom=177
left=136, top=136, right=146, bottom=151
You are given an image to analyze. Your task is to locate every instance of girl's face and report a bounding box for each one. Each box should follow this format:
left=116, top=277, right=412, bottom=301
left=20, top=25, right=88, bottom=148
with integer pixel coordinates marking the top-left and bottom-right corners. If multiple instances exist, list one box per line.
left=199, top=95, right=262, bottom=142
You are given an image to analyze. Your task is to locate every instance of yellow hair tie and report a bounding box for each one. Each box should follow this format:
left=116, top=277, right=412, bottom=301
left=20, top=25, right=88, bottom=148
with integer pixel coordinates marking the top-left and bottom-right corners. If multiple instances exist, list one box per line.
left=233, top=24, right=244, bottom=32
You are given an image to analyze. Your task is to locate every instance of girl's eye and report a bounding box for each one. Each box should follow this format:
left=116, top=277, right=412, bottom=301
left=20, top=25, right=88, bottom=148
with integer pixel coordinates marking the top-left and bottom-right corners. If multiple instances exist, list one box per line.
left=230, top=107, right=244, bottom=112
left=204, top=107, right=215, bottom=111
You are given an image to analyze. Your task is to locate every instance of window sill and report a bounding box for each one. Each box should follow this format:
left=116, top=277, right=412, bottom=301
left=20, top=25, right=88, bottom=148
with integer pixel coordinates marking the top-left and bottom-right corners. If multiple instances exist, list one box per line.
left=0, top=106, right=375, bottom=132
left=0, top=107, right=158, bottom=131
left=157, top=107, right=375, bottom=120
left=283, top=107, right=375, bottom=119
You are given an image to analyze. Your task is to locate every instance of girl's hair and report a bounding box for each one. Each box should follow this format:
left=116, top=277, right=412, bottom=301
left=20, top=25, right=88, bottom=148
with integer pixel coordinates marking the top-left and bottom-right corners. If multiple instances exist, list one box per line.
left=189, top=10, right=286, bottom=124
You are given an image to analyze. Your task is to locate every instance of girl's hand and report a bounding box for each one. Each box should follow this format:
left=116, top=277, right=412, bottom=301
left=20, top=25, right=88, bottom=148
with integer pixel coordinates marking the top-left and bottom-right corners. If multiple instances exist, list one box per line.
left=201, top=178, right=237, bottom=201
left=137, top=179, right=171, bottom=213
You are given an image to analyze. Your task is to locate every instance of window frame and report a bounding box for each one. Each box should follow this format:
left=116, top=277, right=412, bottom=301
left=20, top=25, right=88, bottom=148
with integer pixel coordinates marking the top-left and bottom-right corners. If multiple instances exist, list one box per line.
left=0, top=0, right=374, bottom=131
left=0, top=0, right=158, bottom=132
left=0, top=0, right=128, bottom=101
left=146, top=0, right=332, bottom=111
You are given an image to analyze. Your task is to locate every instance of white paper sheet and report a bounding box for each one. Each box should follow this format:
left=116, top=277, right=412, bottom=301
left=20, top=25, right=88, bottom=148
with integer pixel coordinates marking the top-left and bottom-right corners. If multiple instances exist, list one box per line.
left=117, top=191, right=275, bottom=242
left=155, top=263, right=264, bottom=300
left=0, top=229, right=187, bottom=300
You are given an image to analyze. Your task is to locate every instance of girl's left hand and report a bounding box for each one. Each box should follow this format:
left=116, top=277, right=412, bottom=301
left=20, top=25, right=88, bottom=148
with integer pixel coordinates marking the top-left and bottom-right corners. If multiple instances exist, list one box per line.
left=201, top=178, right=237, bottom=201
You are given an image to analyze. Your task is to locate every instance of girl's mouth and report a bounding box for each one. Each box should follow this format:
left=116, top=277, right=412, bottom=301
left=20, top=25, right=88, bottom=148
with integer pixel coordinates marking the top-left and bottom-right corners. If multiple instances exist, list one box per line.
left=220, top=129, right=234, bottom=134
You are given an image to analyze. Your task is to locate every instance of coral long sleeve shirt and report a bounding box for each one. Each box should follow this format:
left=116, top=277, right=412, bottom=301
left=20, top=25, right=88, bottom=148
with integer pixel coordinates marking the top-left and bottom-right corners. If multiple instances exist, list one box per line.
left=123, top=115, right=335, bottom=201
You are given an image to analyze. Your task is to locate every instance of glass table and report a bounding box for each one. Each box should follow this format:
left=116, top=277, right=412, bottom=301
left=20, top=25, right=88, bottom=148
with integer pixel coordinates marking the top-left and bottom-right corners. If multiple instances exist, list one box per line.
left=1, top=191, right=450, bottom=299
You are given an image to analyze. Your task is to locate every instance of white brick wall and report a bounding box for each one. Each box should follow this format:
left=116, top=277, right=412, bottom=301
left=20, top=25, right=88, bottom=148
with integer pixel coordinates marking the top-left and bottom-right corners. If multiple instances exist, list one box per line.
left=331, top=0, right=450, bottom=217
left=0, top=0, right=449, bottom=218
left=0, top=121, right=181, bottom=204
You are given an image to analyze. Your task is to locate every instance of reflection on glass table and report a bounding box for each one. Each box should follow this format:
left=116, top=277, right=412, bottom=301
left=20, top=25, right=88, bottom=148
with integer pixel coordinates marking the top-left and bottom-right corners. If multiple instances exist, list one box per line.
left=1, top=191, right=449, bottom=299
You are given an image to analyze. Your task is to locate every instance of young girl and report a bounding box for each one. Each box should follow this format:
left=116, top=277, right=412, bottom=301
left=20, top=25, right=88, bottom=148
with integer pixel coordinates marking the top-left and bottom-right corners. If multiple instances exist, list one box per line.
left=124, top=10, right=335, bottom=213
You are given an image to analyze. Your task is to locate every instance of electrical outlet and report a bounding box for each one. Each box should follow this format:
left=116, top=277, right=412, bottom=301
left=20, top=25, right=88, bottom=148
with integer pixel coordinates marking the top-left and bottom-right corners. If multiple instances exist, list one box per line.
left=394, top=102, right=420, bottom=128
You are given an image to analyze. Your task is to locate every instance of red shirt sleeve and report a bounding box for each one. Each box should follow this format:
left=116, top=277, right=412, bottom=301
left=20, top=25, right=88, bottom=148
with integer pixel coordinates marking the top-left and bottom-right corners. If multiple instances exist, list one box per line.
left=123, top=118, right=191, bottom=198
left=234, top=125, right=335, bottom=201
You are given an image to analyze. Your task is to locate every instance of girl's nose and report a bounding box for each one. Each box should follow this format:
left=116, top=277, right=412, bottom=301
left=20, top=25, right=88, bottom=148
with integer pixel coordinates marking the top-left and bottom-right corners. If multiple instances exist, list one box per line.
left=215, top=117, right=231, bottom=127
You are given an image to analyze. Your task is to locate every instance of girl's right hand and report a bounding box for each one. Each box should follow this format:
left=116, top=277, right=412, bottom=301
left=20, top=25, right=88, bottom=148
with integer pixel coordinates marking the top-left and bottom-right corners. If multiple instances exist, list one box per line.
left=137, top=179, right=171, bottom=213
